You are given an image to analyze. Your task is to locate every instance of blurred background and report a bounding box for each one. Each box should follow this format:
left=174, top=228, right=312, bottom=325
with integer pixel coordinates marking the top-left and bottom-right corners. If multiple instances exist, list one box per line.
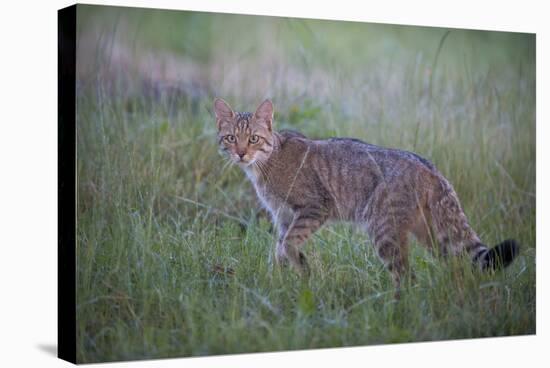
left=75, top=5, right=535, bottom=363
left=76, top=5, right=534, bottom=134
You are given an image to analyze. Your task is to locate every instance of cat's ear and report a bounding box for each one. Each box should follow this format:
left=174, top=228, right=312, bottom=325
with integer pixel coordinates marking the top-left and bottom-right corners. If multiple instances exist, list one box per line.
left=254, top=99, right=273, bottom=132
left=214, top=98, right=234, bottom=129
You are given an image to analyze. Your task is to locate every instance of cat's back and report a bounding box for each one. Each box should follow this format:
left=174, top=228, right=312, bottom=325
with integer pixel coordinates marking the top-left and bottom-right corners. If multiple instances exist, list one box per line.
left=312, top=136, right=437, bottom=175
left=277, top=133, right=437, bottom=175
left=269, top=133, right=445, bottom=220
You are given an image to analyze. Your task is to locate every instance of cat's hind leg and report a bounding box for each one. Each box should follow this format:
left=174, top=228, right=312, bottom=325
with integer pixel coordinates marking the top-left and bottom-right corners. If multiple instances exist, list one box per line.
left=363, top=187, right=415, bottom=295
left=410, top=206, right=446, bottom=257
left=372, top=226, right=410, bottom=294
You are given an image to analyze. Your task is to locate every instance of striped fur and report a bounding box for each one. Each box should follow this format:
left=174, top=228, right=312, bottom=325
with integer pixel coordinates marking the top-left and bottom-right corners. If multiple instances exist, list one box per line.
left=214, top=98, right=519, bottom=291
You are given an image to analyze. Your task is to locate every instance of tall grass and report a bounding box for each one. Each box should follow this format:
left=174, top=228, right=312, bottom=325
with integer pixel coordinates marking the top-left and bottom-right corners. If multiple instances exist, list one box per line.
left=75, top=5, right=535, bottom=363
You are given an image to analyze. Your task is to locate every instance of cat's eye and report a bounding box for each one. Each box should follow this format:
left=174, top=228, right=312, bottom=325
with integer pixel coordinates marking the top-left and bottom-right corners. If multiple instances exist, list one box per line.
left=225, top=135, right=236, bottom=143
left=249, top=135, right=260, bottom=144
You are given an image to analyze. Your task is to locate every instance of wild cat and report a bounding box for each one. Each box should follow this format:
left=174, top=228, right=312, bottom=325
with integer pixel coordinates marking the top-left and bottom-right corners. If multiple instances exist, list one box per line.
left=214, top=98, right=519, bottom=292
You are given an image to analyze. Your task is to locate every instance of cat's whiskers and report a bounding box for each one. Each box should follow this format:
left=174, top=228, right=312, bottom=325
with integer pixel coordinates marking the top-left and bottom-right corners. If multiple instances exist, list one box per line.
left=253, top=160, right=271, bottom=181
left=219, top=156, right=235, bottom=175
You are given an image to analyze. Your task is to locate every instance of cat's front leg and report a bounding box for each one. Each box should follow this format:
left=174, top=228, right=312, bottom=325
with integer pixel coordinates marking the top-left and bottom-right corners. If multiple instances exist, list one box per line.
left=277, top=208, right=328, bottom=274
left=275, top=221, right=290, bottom=267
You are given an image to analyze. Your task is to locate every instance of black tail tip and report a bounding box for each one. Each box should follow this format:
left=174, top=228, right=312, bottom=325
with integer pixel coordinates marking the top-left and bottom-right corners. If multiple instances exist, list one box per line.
left=483, top=239, right=520, bottom=270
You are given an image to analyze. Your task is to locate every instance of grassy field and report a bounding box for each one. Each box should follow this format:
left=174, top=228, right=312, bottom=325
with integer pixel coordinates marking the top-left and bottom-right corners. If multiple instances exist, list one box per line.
left=75, top=5, right=536, bottom=363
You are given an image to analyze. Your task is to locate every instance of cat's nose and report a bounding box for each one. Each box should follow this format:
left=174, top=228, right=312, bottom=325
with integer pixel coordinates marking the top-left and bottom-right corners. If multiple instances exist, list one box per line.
left=238, top=152, right=246, bottom=159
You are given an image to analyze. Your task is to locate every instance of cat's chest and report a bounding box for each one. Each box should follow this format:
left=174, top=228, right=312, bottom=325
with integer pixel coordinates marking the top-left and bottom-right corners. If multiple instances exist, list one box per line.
left=251, top=177, right=281, bottom=210
left=245, top=167, right=286, bottom=212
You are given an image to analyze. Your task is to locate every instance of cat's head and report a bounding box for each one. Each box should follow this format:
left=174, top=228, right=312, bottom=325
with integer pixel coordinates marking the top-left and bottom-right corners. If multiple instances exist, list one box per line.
left=214, top=98, right=275, bottom=166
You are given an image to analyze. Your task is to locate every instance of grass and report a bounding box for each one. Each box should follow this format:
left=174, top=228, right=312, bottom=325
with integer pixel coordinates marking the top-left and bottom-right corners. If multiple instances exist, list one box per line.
left=75, top=5, right=536, bottom=363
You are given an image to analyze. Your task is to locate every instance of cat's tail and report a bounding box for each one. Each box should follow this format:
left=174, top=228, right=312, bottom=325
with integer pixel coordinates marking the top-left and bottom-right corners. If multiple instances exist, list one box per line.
left=473, top=239, right=520, bottom=270
left=428, top=178, right=520, bottom=270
